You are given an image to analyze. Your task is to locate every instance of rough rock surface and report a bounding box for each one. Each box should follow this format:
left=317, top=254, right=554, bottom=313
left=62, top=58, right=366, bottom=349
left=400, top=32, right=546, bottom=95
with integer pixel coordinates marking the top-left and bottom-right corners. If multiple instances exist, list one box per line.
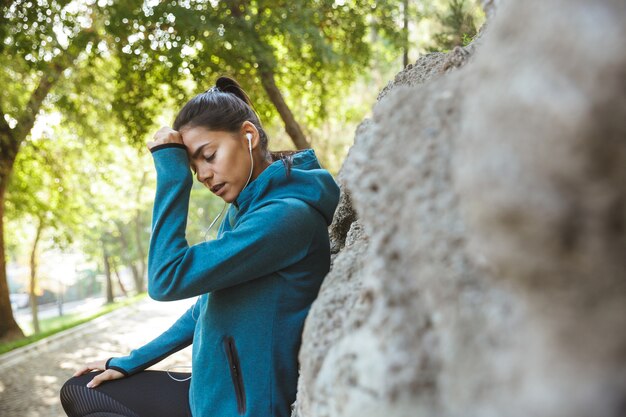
left=480, top=0, right=499, bottom=19
left=294, top=0, right=626, bottom=416
left=377, top=53, right=448, bottom=101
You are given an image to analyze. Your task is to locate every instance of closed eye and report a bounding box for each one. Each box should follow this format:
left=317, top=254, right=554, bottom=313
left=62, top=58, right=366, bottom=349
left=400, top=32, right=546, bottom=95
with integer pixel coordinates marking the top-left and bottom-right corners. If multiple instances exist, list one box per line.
left=204, top=153, right=215, bottom=162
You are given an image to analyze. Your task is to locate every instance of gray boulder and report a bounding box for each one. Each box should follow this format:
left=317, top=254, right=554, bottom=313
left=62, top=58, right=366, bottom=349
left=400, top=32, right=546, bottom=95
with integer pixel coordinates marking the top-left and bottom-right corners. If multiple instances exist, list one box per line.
left=294, top=1, right=626, bottom=416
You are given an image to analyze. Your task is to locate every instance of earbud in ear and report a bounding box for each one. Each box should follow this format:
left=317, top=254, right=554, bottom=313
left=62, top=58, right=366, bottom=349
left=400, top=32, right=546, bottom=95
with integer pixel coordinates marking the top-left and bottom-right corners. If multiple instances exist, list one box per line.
left=246, top=133, right=252, bottom=151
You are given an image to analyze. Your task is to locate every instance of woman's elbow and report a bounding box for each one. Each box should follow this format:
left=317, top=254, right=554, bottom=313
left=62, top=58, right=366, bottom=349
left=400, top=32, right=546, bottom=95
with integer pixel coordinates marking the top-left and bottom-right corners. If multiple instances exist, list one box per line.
left=147, top=273, right=180, bottom=301
left=148, top=285, right=169, bottom=301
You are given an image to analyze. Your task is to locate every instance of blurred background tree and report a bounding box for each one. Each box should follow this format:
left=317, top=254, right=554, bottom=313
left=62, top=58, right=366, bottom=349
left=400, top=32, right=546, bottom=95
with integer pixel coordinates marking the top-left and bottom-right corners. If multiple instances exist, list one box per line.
left=428, top=0, right=483, bottom=51
left=0, top=0, right=485, bottom=342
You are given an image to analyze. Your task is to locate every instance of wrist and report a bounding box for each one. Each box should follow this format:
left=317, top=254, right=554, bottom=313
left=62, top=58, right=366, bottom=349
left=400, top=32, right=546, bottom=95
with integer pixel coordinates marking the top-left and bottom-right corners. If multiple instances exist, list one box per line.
left=150, top=143, right=187, bottom=154
left=152, top=146, right=192, bottom=181
left=105, top=357, right=129, bottom=376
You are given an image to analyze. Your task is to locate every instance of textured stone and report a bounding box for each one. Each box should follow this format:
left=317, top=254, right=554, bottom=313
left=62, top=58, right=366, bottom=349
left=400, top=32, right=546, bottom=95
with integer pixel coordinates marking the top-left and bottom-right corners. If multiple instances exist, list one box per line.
left=294, top=0, right=626, bottom=416
left=377, top=53, right=448, bottom=101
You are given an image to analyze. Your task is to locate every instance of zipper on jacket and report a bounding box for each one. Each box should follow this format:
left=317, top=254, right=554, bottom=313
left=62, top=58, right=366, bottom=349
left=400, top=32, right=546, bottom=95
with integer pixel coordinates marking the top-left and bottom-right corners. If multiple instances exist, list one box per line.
left=224, top=336, right=246, bottom=414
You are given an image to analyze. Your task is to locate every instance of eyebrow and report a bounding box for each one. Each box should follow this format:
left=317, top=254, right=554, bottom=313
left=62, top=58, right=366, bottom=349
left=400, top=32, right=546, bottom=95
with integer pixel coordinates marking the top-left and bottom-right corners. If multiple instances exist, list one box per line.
left=191, top=143, right=211, bottom=160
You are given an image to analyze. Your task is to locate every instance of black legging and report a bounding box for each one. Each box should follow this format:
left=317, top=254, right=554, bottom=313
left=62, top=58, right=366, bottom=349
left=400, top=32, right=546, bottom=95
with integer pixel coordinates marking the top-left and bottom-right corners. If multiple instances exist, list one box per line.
left=60, top=370, right=192, bottom=417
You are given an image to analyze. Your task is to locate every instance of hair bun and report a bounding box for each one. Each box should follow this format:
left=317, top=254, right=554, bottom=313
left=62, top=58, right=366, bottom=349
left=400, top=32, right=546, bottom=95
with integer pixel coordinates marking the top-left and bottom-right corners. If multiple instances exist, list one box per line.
left=215, top=76, right=235, bottom=90
left=215, top=76, right=252, bottom=106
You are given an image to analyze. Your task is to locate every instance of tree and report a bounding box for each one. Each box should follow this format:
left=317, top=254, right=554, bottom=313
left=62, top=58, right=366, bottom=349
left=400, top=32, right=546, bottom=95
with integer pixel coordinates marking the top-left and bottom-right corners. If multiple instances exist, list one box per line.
left=427, top=0, right=483, bottom=51
left=99, top=0, right=404, bottom=149
left=0, top=0, right=406, bottom=341
left=0, top=0, right=101, bottom=341
left=5, top=132, right=90, bottom=334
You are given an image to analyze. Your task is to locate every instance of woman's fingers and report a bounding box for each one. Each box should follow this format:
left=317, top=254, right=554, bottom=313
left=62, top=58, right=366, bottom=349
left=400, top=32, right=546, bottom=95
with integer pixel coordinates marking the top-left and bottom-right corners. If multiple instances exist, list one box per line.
left=72, top=359, right=125, bottom=388
left=146, top=126, right=183, bottom=150
left=73, top=359, right=108, bottom=377
left=85, top=370, right=110, bottom=388
left=72, top=365, right=90, bottom=377
left=86, top=369, right=125, bottom=389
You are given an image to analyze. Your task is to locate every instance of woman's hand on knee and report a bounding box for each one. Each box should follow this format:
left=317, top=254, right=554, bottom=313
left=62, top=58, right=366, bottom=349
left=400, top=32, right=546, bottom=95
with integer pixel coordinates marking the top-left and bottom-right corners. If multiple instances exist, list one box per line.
left=73, top=359, right=125, bottom=388
left=85, top=369, right=125, bottom=388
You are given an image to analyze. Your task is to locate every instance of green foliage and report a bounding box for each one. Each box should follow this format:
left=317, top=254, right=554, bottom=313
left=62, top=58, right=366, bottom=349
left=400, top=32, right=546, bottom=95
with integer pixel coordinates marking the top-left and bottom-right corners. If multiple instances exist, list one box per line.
left=462, top=32, right=474, bottom=46
left=2, top=0, right=408, bottom=148
left=6, top=136, right=88, bottom=249
left=425, top=0, right=484, bottom=52
left=1, top=0, right=97, bottom=124
left=0, top=0, right=86, bottom=70
left=86, top=0, right=407, bottom=142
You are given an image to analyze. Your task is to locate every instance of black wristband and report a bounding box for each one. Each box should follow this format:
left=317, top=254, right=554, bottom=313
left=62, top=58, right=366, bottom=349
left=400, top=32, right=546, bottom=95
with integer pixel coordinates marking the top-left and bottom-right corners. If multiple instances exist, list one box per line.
left=105, top=358, right=129, bottom=377
left=150, top=143, right=187, bottom=154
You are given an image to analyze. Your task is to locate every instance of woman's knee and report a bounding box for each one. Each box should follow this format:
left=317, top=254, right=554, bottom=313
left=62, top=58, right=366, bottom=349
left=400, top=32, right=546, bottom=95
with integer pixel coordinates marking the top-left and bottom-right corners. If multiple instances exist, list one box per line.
left=59, top=372, right=134, bottom=417
left=60, top=375, right=89, bottom=416
left=60, top=372, right=100, bottom=403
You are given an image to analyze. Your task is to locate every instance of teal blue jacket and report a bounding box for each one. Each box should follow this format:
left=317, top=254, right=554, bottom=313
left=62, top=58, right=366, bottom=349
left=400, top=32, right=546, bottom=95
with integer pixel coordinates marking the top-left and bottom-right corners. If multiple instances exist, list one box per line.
left=106, top=144, right=340, bottom=417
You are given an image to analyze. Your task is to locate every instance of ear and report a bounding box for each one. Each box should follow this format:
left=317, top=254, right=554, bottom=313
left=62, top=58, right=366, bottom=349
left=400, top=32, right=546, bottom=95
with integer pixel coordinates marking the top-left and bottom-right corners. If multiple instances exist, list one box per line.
left=240, top=121, right=260, bottom=149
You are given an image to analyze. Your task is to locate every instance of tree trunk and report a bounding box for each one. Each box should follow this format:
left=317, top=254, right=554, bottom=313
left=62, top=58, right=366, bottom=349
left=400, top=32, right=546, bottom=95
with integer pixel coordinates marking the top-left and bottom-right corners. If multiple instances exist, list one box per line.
left=227, top=1, right=310, bottom=150
left=0, top=28, right=98, bottom=341
left=57, top=279, right=63, bottom=317
left=134, top=171, right=148, bottom=289
left=0, top=167, right=24, bottom=342
left=130, top=263, right=142, bottom=295
left=101, top=239, right=114, bottom=304
left=90, top=272, right=97, bottom=297
left=258, top=66, right=311, bottom=150
left=29, top=216, right=44, bottom=334
left=115, top=220, right=144, bottom=294
left=111, top=261, right=128, bottom=297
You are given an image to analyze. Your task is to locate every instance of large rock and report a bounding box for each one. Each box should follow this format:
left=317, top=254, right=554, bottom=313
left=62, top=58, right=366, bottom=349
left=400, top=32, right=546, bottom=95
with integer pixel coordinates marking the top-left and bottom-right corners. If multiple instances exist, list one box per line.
left=294, top=0, right=626, bottom=416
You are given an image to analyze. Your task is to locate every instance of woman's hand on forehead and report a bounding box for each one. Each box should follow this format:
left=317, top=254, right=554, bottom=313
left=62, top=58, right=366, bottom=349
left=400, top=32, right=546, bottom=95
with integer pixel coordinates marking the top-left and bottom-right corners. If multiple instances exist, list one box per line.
left=146, top=126, right=184, bottom=151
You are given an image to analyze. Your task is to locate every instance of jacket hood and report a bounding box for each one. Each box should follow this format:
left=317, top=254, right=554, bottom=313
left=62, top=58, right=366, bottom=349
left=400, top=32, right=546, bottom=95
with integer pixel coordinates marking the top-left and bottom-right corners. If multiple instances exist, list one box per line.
left=233, top=149, right=340, bottom=226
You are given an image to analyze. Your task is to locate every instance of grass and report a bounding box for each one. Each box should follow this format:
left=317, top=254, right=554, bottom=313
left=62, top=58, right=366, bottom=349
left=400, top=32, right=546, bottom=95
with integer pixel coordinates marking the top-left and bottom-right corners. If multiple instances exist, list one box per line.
left=0, top=292, right=148, bottom=356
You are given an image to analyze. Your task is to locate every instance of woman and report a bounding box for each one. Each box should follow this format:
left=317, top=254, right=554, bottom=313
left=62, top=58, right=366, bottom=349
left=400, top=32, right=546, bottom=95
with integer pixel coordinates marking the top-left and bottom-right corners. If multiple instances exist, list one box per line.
left=60, top=76, right=340, bottom=417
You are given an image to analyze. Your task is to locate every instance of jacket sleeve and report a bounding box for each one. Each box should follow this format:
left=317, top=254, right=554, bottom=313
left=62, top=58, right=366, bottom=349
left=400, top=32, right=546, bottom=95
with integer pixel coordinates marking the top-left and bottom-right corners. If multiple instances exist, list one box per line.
left=147, top=146, right=319, bottom=301
left=105, top=297, right=200, bottom=376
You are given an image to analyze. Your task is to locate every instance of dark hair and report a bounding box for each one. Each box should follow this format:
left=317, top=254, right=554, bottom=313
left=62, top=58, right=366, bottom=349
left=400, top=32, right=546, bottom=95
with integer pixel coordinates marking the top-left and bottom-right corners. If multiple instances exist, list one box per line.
left=173, top=76, right=300, bottom=175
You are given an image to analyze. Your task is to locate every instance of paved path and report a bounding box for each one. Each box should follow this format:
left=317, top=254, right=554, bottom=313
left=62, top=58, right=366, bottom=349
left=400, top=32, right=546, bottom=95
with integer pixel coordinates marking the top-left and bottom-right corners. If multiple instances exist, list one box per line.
left=0, top=296, right=195, bottom=417
left=14, top=297, right=109, bottom=326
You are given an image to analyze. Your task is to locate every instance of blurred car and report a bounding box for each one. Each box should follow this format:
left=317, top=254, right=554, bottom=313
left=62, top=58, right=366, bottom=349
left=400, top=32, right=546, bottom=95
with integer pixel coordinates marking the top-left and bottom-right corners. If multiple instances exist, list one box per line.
left=10, top=293, right=29, bottom=309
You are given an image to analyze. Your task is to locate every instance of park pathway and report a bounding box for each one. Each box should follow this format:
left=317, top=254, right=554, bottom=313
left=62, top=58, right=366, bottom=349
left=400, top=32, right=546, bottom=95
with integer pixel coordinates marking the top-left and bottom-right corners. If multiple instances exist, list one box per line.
left=0, top=296, right=195, bottom=417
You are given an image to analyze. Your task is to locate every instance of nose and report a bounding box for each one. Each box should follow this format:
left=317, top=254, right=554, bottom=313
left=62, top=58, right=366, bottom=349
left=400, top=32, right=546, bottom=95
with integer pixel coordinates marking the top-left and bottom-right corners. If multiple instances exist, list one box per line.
left=196, top=165, right=213, bottom=186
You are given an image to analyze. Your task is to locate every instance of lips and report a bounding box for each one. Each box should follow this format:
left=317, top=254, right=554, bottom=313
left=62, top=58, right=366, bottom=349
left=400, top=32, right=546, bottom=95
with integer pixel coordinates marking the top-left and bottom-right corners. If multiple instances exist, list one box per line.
left=211, top=183, right=225, bottom=194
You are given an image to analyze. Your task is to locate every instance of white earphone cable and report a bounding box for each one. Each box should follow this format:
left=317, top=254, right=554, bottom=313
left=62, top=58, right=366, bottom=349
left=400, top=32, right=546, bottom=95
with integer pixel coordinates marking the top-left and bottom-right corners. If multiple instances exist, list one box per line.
left=202, top=135, right=254, bottom=242
left=166, top=365, right=193, bottom=382
left=202, top=202, right=226, bottom=242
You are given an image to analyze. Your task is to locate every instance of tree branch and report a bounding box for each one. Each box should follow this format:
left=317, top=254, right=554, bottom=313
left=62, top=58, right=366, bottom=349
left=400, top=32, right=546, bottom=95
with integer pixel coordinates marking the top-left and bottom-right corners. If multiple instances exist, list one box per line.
left=0, top=0, right=17, bottom=12
left=0, top=102, right=17, bottom=183
left=258, top=65, right=311, bottom=150
left=13, top=28, right=98, bottom=143
left=0, top=103, right=14, bottom=144
left=227, top=1, right=310, bottom=149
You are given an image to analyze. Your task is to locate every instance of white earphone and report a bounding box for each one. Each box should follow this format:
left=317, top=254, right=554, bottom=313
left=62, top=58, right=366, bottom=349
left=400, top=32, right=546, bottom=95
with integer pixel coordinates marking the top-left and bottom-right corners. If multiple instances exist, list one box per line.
left=246, top=132, right=252, bottom=150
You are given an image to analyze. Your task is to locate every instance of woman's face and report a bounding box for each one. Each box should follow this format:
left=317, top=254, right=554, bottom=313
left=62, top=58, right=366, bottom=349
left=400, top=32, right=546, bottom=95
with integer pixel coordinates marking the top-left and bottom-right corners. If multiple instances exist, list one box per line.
left=181, top=126, right=252, bottom=203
